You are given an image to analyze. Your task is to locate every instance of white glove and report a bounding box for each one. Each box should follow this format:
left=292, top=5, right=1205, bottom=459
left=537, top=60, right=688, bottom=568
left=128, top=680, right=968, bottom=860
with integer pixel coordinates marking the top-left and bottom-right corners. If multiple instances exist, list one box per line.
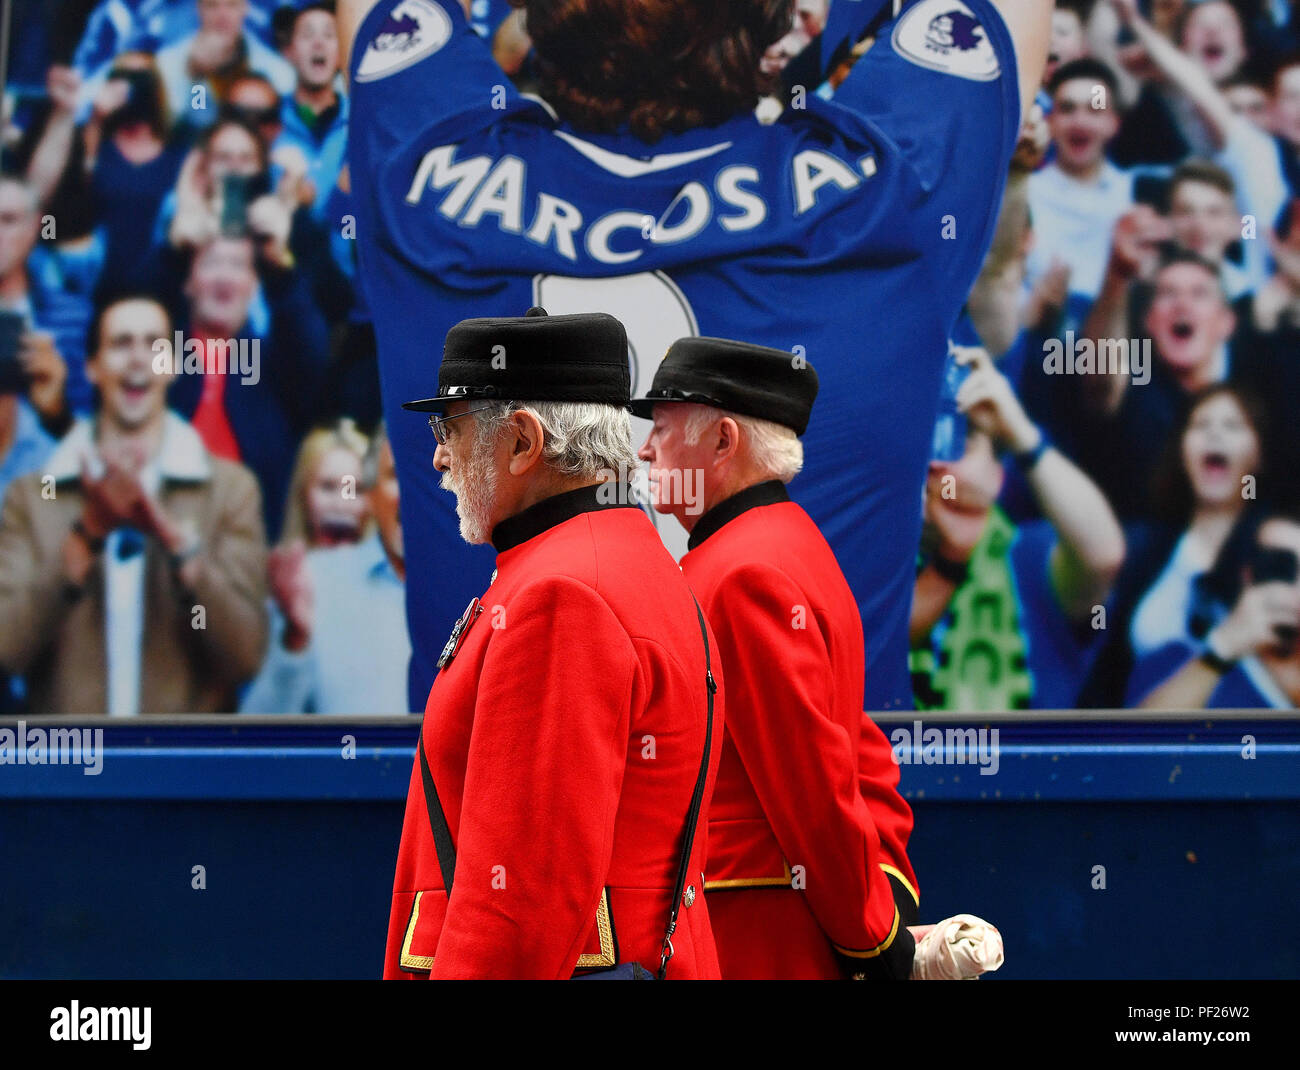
left=910, top=914, right=1004, bottom=980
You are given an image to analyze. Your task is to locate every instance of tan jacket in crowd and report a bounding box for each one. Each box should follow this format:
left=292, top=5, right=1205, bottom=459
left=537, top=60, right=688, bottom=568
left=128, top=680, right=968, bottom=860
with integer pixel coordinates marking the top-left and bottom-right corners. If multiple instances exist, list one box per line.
left=0, top=413, right=268, bottom=713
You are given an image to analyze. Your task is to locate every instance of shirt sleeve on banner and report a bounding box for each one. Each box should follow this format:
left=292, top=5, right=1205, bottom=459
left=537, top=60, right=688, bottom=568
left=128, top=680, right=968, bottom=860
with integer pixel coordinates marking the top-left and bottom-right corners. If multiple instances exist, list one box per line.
left=830, top=0, right=1021, bottom=294
left=348, top=0, right=517, bottom=174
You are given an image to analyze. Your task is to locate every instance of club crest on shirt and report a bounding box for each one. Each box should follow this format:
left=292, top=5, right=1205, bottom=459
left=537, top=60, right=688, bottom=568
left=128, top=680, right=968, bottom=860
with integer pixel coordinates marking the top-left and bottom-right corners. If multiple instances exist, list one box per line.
left=356, top=0, right=453, bottom=83
left=892, top=0, right=999, bottom=82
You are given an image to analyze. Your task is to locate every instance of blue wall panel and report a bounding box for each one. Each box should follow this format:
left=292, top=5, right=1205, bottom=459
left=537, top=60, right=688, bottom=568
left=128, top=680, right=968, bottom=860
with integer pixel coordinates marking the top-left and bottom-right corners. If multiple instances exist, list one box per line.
left=1, top=718, right=1296, bottom=978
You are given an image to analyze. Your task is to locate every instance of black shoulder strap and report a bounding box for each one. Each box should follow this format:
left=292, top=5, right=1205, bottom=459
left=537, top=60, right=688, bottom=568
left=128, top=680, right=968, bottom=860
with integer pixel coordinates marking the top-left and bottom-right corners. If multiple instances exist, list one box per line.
left=418, top=734, right=456, bottom=894
left=658, top=596, right=717, bottom=980
left=415, top=595, right=717, bottom=981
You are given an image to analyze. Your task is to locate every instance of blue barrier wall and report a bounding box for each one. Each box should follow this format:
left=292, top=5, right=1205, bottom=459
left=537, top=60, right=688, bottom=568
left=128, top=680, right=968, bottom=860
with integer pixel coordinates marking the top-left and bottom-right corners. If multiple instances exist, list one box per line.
left=2, top=716, right=1296, bottom=979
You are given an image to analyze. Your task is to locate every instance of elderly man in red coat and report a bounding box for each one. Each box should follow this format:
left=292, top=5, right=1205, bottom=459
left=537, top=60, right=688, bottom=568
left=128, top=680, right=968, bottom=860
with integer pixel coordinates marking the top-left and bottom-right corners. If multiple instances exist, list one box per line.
left=633, top=337, right=918, bottom=980
left=386, top=307, right=723, bottom=979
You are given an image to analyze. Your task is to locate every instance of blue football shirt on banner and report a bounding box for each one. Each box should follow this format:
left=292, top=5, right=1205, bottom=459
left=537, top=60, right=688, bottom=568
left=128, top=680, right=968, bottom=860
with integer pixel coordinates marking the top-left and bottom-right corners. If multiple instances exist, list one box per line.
left=348, top=0, right=1020, bottom=711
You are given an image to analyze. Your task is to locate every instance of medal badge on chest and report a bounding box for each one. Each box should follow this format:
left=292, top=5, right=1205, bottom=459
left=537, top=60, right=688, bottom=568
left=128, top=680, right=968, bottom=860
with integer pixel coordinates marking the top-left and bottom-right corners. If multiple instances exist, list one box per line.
left=438, top=596, right=483, bottom=669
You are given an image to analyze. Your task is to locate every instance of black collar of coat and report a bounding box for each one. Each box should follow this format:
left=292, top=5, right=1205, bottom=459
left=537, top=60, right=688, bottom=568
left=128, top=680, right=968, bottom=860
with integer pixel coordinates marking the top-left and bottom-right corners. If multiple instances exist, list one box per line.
left=491, top=482, right=638, bottom=552
left=687, top=480, right=790, bottom=551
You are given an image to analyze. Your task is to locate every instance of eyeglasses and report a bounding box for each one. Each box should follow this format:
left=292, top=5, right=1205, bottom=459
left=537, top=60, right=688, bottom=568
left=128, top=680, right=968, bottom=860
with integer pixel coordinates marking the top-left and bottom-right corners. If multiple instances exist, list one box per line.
left=427, top=404, right=495, bottom=445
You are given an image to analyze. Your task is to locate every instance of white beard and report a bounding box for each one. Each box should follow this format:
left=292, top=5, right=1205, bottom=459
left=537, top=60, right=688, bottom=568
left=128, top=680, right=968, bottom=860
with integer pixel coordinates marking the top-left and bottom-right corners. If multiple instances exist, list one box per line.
left=441, top=425, right=498, bottom=545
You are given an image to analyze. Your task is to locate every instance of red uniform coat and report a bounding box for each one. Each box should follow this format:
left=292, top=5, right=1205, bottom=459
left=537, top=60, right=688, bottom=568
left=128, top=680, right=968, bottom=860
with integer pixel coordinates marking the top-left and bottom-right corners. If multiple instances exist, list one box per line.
left=859, top=715, right=920, bottom=926
left=383, top=486, right=724, bottom=979
left=681, top=481, right=917, bottom=979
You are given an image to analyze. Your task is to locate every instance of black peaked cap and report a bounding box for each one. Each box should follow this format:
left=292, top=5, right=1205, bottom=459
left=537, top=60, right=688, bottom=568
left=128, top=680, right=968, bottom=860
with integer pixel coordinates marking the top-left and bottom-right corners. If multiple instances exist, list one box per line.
left=402, top=306, right=631, bottom=412
left=628, top=336, right=819, bottom=435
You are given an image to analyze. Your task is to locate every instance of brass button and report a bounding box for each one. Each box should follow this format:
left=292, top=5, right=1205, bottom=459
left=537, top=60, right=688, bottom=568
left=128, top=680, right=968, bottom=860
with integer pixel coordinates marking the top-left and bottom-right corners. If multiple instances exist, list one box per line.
left=683, top=885, right=696, bottom=908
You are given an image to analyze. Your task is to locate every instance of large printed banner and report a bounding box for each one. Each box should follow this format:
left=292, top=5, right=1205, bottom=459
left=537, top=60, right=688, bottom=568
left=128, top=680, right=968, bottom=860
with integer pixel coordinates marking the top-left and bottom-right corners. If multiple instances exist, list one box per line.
left=348, top=0, right=1020, bottom=712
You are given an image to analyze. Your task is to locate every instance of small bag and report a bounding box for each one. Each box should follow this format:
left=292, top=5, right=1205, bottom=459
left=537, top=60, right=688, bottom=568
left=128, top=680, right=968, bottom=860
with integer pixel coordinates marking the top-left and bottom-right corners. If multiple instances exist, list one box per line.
left=417, top=596, right=717, bottom=980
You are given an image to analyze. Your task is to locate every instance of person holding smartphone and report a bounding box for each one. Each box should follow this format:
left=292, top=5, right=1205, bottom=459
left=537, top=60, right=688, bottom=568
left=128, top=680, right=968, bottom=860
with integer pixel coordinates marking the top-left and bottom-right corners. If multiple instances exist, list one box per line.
left=152, top=0, right=296, bottom=131
left=165, top=115, right=271, bottom=253
left=1130, top=509, right=1300, bottom=708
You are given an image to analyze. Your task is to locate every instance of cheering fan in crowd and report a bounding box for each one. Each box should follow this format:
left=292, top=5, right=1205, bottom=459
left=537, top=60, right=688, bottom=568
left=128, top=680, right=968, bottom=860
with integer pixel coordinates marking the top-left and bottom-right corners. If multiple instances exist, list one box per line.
left=1069, top=251, right=1262, bottom=522
left=911, top=346, right=1125, bottom=711
left=1130, top=384, right=1269, bottom=662
left=0, top=295, right=267, bottom=714
left=1131, top=508, right=1300, bottom=710
left=165, top=232, right=329, bottom=541
left=241, top=422, right=412, bottom=714
left=278, top=418, right=371, bottom=548
left=276, top=2, right=349, bottom=216
left=151, top=0, right=296, bottom=130
left=1081, top=382, right=1272, bottom=706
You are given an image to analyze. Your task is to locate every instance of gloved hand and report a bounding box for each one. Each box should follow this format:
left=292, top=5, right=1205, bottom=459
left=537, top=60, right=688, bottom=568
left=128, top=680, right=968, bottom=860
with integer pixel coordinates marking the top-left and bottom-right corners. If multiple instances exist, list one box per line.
left=909, top=914, right=1005, bottom=980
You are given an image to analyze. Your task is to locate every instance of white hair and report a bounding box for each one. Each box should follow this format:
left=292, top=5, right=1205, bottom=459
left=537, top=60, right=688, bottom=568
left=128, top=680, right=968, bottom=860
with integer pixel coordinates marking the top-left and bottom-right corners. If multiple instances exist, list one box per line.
left=474, top=400, right=638, bottom=478
left=683, top=405, right=804, bottom=482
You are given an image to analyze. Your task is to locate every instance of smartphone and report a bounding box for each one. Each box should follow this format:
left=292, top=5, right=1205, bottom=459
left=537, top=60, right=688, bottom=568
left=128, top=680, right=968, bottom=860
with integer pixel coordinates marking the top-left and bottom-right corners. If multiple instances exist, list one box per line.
left=930, top=342, right=971, bottom=463
left=1251, top=545, right=1300, bottom=646
left=111, top=69, right=158, bottom=122
left=220, top=173, right=271, bottom=235
left=0, top=311, right=27, bottom=395
left=1132, top=173, right=1172, bottom=213
left=1251, top=546, right=1299, bottom=586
